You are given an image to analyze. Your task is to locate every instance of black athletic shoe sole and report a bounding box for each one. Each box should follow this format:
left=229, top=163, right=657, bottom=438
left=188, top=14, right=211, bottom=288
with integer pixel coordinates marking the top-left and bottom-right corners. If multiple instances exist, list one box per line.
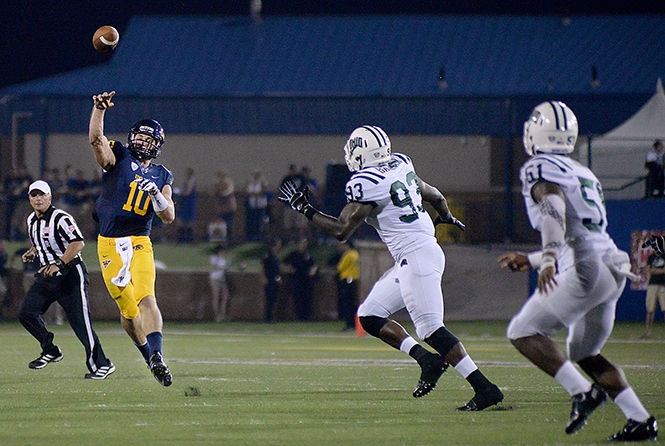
left=609, top=416, right=658, bottom=441
left=565, top=384, right=607, bottom=435
left=413, top=356, right=448, bottom=398
left=149, top=353, right=173, bottom=387
left=456, top=384, right=504, bottom=411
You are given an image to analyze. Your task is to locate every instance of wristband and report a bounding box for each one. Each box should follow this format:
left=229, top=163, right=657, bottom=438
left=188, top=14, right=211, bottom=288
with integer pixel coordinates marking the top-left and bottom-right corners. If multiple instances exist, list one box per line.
left=150, top=190, right=169, bottom=212
left=527, top=251, right=543, bottom=269
left=537, top=255, right=556, bottom=274
left=303, top=205, right=318, bottom=221
left=54, top=258, right=66, bottom=270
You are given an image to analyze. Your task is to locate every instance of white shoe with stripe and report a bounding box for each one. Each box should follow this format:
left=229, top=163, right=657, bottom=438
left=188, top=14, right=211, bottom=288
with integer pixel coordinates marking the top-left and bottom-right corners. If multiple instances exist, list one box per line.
left=84, top=363, right=116, bottom=380
left=28, top=348, right=63, bottom=369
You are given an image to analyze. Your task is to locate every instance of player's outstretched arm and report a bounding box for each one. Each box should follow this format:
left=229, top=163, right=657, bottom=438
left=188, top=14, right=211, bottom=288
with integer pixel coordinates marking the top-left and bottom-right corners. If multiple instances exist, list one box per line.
left=89, top=91, right=116, bottom=170
left=279, top=180, right=371, bottom=241
left=417, top=177, right=465, bottom=231
left=311, top=201, right=372, bottom=242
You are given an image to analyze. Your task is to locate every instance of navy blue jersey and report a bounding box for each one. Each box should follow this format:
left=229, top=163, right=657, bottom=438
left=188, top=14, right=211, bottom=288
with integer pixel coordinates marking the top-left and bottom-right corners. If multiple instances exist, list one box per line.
left=94, top=140, right=173, bottom=237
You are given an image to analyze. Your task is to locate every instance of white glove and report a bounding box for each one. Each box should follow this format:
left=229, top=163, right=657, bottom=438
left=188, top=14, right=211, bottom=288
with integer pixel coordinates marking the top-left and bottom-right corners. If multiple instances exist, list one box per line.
left=136, top=178, right=159, bottom=195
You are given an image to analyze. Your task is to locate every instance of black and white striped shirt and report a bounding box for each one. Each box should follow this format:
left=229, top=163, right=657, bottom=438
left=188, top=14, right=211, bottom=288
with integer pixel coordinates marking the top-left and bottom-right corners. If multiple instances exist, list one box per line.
left=27, top=206, right=84, bottom=267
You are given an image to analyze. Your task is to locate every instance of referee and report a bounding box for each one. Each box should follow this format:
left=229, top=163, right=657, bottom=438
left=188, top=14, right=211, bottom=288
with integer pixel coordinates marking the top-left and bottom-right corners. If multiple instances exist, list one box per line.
left=18, top=180, right=115, bottom=379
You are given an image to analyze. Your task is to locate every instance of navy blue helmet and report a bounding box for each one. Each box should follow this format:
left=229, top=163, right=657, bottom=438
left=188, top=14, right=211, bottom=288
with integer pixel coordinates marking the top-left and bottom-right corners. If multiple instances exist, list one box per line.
left=128, top=119, right=165, bottom=160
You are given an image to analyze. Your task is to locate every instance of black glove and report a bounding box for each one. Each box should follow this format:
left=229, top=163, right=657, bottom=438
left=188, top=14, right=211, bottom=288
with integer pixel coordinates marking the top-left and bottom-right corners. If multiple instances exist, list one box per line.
left=279, top=180, right=312, bottom=214
left=434, top=214, right=466, bottom=232
left=642, top=235, right=665, bottom=255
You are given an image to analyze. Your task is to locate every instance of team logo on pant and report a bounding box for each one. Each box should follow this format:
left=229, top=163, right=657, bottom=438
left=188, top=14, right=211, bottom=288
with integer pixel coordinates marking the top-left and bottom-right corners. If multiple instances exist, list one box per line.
left=102, top=259, right=112, bottom=269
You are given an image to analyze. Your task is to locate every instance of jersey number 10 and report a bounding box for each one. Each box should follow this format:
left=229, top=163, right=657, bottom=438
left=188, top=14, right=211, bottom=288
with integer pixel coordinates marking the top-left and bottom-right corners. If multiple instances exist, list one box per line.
left=122, top=181, right=151, bottom=216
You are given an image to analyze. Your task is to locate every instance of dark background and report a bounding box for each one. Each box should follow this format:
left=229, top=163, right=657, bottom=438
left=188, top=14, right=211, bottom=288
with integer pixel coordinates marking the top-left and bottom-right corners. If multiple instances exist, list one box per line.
left=2, top=0, right=665, bottom=89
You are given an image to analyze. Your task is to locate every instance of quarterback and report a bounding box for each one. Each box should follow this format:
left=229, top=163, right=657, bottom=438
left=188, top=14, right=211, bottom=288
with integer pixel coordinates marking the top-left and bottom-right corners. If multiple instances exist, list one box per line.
left=89, top=91, right=175, bottom=386
left=500, top=101, right=657, bottom=440
left=280, top=125, right=503, bottom=410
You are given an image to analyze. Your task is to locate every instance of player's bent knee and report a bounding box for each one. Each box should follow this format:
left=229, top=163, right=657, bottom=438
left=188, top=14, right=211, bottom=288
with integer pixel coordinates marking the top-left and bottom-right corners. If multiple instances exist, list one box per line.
left=357, top=300, right=389, bottom=319
left=424, top=327, right=459, bottom=357
left=358, top=316, right=389, bottom=338
left=116, top=300, right=140, bottom=320
left=415, top=320, right=444, bottom=340
left=506, top=314, right=537, bottom=340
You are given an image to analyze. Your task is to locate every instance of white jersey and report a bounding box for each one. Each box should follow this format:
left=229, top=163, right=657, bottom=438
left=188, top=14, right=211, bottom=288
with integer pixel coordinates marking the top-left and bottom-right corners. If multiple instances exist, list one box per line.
left=519, top=154, right=616, bottom=263
left=345, top=153, right=436, bottom=259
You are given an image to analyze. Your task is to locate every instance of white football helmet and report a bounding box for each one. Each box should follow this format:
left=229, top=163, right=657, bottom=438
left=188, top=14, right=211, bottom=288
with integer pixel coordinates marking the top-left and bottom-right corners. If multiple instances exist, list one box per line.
left=523, top=101, right=578, bottom=156
left=343, top=125, right=391, bottom=172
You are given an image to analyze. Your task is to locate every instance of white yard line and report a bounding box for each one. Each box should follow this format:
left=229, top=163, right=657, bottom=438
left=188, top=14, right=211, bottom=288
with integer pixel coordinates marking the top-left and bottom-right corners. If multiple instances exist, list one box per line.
left=169, top=357, right=665, bottom=370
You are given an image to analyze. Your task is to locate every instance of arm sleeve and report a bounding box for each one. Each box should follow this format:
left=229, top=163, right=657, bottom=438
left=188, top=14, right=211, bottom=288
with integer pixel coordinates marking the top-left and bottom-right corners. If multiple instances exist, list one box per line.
left=57, top=214, right=84, bottom=242
left=539, top=193, right=566, bottom=255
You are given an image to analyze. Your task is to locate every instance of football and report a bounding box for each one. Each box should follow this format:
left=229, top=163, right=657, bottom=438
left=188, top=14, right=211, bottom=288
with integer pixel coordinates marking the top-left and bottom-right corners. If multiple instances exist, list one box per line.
left=92, top=26, right=119, bottom=54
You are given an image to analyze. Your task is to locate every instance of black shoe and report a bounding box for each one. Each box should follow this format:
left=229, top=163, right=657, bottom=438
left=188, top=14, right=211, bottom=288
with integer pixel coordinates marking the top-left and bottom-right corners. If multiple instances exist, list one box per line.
left=413, top=353, right=448, bottom=398
left=456, top=384, right=504, bottom=411
left=84, top=363, right=116, bottom=380
left=565, top=384, right=607, bottom=435
left=609, top=416, right=658, bottom=441
left=149, top=352, right=172, bottom=387
left=28, top=347, right=63, bottom=369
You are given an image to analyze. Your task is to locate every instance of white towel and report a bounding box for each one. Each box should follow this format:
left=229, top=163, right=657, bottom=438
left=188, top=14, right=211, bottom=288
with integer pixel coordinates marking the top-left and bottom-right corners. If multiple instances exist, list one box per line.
left=111, top=236, right=134, bottom=287
left=604, top=248, right=640, bottom=282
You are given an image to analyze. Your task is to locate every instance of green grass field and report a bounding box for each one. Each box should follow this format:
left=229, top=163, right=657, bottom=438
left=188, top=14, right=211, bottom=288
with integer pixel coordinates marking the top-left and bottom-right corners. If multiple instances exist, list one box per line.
left=0, top=321, right=663, bottom=445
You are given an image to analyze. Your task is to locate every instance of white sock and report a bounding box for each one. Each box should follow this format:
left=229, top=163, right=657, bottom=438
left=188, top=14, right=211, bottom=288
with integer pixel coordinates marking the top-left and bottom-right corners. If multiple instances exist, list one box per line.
left=554, top=361, right=591, bottom=396
left=399, top=337, right=418, bottom=355
left=453, top=355, right=478, bottom=378
left=614, top=387, right=649, bottom=422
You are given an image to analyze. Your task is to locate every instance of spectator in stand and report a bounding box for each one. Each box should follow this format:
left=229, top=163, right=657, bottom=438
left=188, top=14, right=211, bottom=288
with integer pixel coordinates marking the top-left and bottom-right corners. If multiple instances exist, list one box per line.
left=0, top=239, right=8, bottom=320
left=645, top=140, right=665, bottom=198
left=177, top=168, right=197, bottom=242
left=335, top=241, right=359, bottom=331
left=63, top=169, right=88, bottom=217
left=245, top=170, right=269, bottom=241
left=642, top=247, right=665, bottom=338
left=208, top=244, right=231, bottom=322
left=283, top=238, right=318, bottom=321
left=212, top=171, right=237, bottom=242
left=87, top=170, right=102, bottom=202
left=301, top=166, right=319, bottom=204
left=3, top=167, right=32, bottom=240
left=208, top=216, right=227, bottom=243
left=43, top=168, right=62, bottom=209
left=262, top=239, right=281, bottom=323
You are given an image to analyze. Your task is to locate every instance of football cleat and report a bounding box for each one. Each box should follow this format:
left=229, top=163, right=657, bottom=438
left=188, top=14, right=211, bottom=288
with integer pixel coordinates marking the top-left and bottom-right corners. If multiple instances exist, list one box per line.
left=149, top=352, right=173, bottom=387
left=28, top=347, right=63, bottom=369
left=84, top=363, right=116, bottom=380
left=565, top=384, right=607, bottom=435
left=609, top=416, right=658, bottom=441
left=456, top=384, right=504, bottom=411
left=413, top=353, right=448, bottom=398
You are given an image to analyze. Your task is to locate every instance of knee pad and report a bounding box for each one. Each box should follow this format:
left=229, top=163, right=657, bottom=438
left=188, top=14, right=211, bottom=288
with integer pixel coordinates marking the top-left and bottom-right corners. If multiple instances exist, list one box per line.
left=358, top=316, right=389, bottom=338
left=424, top=327, right=459, bottom=357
